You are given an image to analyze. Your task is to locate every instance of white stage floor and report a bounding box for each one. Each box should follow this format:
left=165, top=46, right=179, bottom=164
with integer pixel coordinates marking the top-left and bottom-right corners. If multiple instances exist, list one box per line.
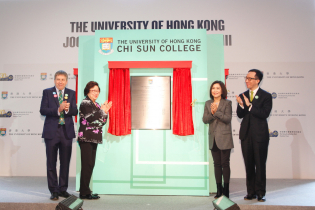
left=0, top=177, right=314, bottom=210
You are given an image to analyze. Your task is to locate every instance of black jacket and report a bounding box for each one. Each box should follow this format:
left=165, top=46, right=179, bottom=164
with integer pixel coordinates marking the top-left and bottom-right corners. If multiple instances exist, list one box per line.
left=77, top=96, right=108, bottom=144
left=237, top=88, right=272, bottom=142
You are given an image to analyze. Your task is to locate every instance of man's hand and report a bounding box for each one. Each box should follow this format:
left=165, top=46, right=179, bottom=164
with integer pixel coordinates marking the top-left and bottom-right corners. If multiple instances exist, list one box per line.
left=64, top=101, right=70, bottom=112
left=59, top=101, right=67, bottom=112
left=242, top=93, right=250, bottom=107
left=236, top=95, right=243, bottom=106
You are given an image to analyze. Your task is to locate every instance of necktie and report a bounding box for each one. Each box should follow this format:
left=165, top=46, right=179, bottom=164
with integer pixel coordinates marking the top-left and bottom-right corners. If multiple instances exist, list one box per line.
left=59, top=90, right=65, bottom=125
left=250, top=91, right=254, bottom=102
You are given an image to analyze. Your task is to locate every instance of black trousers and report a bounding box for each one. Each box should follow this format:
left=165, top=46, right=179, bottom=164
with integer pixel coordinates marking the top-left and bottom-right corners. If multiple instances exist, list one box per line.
left=241, top=129, right=269, bottom=196
left=79, top=141, right=98, bottom=195
left=45, top=125, right=72, bottom=193
left=211, top=140, right=231, bottom=184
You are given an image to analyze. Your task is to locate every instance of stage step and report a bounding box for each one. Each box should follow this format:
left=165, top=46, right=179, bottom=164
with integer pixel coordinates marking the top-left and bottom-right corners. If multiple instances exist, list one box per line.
left=1, top=203, right=315, bottom=210
left=0, top=203, right=56, bottom=210
left=239, top=205, right=315, bottom=210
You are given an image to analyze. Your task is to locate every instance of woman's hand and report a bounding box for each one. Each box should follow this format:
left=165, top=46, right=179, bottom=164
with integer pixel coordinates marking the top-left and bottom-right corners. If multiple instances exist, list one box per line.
left=101, top=101, right=112, bottom=114
left=210, top=103, right=218, bottom=114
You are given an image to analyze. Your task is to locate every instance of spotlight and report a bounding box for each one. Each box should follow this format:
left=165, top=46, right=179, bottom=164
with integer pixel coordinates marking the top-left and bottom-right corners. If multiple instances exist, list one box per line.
left=56, top=195, right=84, bottom=210
left=212, top=195, right=240, bottom=210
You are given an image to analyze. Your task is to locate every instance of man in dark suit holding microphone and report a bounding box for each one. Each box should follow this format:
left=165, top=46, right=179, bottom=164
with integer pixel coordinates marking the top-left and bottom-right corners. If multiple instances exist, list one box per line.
left=236, top=69, right=272, bottom=202
left=40, top=70, right=78, bottom=200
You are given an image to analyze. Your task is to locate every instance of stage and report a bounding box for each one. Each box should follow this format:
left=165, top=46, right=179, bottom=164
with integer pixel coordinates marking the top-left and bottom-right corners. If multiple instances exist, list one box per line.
left=0, top=177, right=314, bottom=210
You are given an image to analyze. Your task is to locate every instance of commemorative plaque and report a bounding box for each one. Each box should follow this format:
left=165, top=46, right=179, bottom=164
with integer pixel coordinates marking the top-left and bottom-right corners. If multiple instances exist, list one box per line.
left=131, top=76, right=171, bottom=130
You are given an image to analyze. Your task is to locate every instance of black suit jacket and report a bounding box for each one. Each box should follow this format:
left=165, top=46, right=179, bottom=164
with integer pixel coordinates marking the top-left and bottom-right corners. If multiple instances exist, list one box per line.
left=40, top=87, right=78, bottom=139
left=236, top=88, right=272, bottom=142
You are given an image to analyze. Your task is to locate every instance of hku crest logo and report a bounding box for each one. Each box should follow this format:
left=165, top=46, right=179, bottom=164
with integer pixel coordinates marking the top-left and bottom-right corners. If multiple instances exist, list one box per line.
left=41, top=73, right=47, bottom=80
left=0, top=110, right=12, bottom=118
left=272, top=92, right=277, bottom=99
left=0, top=73, right=13, bottom=81
left=99, top=37, right=114, bottom=55
left=269, top=129, right=278, bottom=137
left=0, top=128, right=6, bottom=136
left=2, top=91, right=8, bottom=99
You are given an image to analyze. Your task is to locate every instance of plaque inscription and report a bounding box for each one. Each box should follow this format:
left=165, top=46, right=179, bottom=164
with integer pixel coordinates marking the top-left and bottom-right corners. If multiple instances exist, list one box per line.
left=131, top=76, right=171, bottom=130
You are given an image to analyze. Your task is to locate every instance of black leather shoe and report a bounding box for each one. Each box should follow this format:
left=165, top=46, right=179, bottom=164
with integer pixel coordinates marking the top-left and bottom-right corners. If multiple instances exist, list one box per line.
left=244, top=194, right=256, bottom=200
left=257, top=195, right=266, bottom=202
left=50, top=192, right=59, bottom=200
left=59, top=191, right=70, bottom=198
left=79, top=194, right=100, bottom=200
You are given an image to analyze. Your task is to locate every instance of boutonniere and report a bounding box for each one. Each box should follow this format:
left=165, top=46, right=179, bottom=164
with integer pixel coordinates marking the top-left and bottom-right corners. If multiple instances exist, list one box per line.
left=54, top=94, right=57, bottom=98
left=255, top=95, right=259, bottom=99
left=53, top=92, right=56, bottom=95
left=64, top=93, right=68, bottom=99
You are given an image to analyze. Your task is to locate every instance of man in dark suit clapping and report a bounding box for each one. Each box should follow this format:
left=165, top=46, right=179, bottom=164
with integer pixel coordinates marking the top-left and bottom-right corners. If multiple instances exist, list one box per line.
left=236, top=69, right=272, bottom=202
left=40, top=70, right=78, bottom=200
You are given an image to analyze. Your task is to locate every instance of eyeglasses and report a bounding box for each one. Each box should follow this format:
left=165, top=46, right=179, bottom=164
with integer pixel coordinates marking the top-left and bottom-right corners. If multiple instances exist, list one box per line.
left=244, top=77, right=257, bottom=81
left=90, top=90, right=100, bottom=93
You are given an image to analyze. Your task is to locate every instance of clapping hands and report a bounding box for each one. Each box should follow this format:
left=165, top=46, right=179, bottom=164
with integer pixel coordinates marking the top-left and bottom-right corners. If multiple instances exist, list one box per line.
left=59, top=101, right=70, bottom=112
left=235, top=94, right=250, bottom=107
left=210, top=102, right=218, bottom=115
left=101, top=101, right=112, bottom=114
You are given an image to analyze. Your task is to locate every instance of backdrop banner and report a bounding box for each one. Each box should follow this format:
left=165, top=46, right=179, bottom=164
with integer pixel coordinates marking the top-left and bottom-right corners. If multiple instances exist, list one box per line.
left=0, top=0, right=314, bottom=183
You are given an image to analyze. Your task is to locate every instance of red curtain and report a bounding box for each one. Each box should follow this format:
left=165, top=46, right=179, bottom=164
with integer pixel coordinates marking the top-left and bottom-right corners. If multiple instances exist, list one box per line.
left=107, top=68, right=131, bottom=136
left=73, top=68, right=78, bottom=123
left=173, top=68, right=194, bottom=136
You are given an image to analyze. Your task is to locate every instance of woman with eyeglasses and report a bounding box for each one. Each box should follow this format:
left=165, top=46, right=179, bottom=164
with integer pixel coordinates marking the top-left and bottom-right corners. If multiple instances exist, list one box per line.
left=202, top=80, right=234, bottom=198
left=77, top=81, right=112, bottom=200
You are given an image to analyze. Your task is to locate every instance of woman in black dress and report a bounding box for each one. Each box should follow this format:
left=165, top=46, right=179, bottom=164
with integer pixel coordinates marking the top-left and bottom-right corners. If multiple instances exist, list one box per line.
left=78, top=81, right=112, bottom=199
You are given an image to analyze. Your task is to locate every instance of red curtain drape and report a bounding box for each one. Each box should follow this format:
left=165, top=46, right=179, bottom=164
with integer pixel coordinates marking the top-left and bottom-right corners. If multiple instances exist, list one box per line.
left=172, top=68, right=194, bottom=136
left=73, top=68, right=78, bottom=123
left=107, top=68, right=131, bottom=136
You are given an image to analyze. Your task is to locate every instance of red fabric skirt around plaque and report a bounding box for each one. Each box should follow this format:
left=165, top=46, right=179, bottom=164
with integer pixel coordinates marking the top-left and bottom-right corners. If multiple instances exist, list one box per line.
left=107, top=68, right=131, bottom=136
left=172, top=68, right=194, bottom=136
